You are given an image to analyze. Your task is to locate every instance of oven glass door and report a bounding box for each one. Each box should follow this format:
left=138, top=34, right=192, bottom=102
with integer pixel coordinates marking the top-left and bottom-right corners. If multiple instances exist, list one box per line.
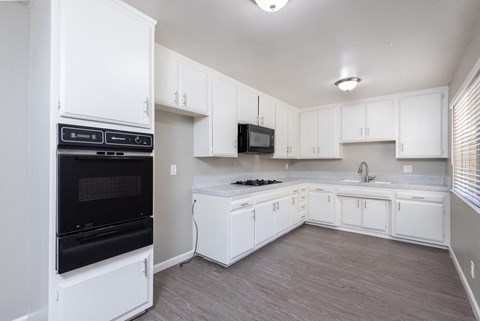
left=57, top=154, right=153, bottom=235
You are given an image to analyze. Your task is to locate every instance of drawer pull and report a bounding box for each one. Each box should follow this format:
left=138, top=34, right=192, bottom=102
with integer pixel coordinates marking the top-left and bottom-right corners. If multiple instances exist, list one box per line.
left=412, top=197, right=425, bottom=200
left=240, top=202, right=250, bottom=206
left=315, top=188, right=324, bottom=191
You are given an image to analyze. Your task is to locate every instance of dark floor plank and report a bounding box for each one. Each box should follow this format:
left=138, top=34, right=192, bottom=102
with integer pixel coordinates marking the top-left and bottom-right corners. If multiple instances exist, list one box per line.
left=136, top=225, right=476, bottom=321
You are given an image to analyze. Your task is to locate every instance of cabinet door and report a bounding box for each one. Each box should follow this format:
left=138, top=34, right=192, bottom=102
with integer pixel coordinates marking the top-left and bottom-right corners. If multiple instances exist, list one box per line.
left=340, top=197, right=362, bottom=227
left=366, top=99, right=394, bottom=141
left=308, top=191, right=335, bottom=225
left=398, top=92, right=445, bottom=157
left=274, top=103, right=289, bottom=158
left=155, top=51, right=179, bottom=107
left=288, top=108, right=300, bottom=158
left=393, top=200, right=445, bottom=243
left=60, top=0, right=153, bottom=127
left=212, top=77, right=238, bottom=157
left=275, top=196, right=291, bottom=234
left=254, top=201, right=276, bottom=246
left=230, top=208, right=255, bottom=260
left=57, top=251, right=151, bottom=321
left=341, top=104, right=365, bottom=142
left=238, top=87, right=259, bottom=125
left=300, top=110, right=317, bottom=158
left=290, top=193, right=299, bottom=226
left=258, top=96, right=276, bottom=129
left=180, top=63, right=208, bottom=113
left=317, top=107, right=339, bottom=158
left=363, top=199, right=388, bottom=232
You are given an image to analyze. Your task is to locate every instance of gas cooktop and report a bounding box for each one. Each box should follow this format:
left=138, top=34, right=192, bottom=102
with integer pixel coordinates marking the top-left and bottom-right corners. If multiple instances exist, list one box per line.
left=232, top=179, right=282, bottom=186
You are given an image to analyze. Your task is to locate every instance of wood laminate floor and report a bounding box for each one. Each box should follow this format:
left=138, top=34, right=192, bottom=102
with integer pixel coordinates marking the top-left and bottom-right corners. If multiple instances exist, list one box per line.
left=136, top=225, right=476, bottom=321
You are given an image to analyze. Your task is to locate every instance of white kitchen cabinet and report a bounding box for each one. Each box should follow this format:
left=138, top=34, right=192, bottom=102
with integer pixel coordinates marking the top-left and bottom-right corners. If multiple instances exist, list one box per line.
left=254, top=200, right=276, bottom=246
left=275, top=195, right=291, bottom=234
left=56, top=249, right=152, bottom=321
left=238, top=87, right=259, bottom=125
left=274, top=103, right=289, bottom=158
left=155, top=46, right=208, bottom=116
left=194, top=77, right=237, bottom=157
left=59, top=0, right=156, bottom=128
left=340, top=197, right=363, bottom=227
left=259, top=95, right=276, bottom=129
left=230, top=207, right=255, bottom=260
left=308, top=187, right=336, bottom=225
left=397, top=88, right=448, bottom=158
left=300, top=107, right=341, bottom=159
left=393, top=193, right=446, bottom=244
left=339, top=197, right=388, bottom=232
left=341, top=99, right=394, bottom=143
left=290, top=188, right=300, bottom=226
left=362, top=199, right=388, bottom=232
left=288, top=108, right=300, bottom=158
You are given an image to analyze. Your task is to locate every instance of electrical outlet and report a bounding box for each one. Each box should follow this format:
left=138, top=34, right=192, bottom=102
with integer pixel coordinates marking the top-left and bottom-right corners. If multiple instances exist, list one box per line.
left=170, top=165, right=177, bottom=176
left=285, top=163, right=289, bottom=170
left=403, top=165, right=413, bottom=173
left=471, top=260, right=475, bottom=279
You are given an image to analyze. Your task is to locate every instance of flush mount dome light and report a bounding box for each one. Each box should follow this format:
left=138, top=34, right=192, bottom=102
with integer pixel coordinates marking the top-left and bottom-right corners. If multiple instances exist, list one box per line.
left=254, top=0, right=289, bottom=12
left=335, top=77, right=362, bottom=91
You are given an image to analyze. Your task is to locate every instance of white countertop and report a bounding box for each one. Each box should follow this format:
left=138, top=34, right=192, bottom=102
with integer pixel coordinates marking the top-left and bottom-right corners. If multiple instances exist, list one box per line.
left=192, top=176, right=450, bottom=197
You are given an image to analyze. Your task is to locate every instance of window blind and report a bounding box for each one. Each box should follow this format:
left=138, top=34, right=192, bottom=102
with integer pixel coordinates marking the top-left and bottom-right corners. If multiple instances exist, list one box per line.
left=453, top=70, right=480, bottom=208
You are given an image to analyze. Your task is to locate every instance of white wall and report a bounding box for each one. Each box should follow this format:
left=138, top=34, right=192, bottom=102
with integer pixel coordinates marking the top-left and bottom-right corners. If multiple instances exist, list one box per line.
left=0, top=3, right=30, bottom=320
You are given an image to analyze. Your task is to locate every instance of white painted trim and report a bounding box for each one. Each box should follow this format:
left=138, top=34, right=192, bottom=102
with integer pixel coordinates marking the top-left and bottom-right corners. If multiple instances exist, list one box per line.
left=153, top=250, right=194, bottom=274
left=12, top=315, right=28, bottom=321
left=449, top=248, right=480, bottom=321
left=450, top=56, right=480, bottom=107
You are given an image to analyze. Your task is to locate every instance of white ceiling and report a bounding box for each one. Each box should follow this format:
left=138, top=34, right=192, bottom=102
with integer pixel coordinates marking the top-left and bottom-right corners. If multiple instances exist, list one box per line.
left=125, top=0, right=480, bottom=108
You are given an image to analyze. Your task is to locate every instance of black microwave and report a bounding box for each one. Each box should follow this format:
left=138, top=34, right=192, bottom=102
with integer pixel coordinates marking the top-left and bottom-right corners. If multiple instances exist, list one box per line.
left=238, top=124, right=275, bottom=154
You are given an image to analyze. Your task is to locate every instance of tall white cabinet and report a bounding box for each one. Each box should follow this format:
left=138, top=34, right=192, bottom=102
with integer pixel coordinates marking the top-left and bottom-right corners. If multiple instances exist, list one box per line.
left=58, top=0, right=156, bottom=128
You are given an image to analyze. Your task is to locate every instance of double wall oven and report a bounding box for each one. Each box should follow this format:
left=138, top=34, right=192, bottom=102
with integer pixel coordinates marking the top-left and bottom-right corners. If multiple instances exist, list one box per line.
left=57, top=124, right=154, bottom=274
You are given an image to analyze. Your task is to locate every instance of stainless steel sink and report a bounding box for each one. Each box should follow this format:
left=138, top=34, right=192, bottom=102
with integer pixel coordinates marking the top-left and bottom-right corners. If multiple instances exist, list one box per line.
left=342, top=179, right=392, bottom=184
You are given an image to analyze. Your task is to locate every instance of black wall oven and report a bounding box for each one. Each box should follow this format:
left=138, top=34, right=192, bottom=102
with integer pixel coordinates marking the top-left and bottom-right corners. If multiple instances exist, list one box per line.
left=57, top=124, right=154, bottom=274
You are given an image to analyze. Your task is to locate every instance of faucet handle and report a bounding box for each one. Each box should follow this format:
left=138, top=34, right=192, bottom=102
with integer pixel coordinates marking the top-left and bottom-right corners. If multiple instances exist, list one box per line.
left=367, top=174, right=376, bottom=182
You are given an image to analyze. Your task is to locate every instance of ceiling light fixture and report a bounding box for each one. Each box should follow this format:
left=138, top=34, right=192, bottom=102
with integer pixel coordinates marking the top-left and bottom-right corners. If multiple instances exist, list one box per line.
left=253, top=0, right=289, bottom=12
left=335, top=77, right=362, bottom=91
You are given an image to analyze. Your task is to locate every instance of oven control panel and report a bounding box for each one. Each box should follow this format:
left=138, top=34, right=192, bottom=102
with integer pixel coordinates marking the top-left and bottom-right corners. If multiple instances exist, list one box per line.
left=58, top=124, right=153, bottom=151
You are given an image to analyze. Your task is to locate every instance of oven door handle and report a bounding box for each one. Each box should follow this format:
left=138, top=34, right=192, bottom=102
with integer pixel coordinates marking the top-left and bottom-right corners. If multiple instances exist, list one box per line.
left=76, top=223, right=145, bottom=243
left=73, top=156, right=150, bottom=161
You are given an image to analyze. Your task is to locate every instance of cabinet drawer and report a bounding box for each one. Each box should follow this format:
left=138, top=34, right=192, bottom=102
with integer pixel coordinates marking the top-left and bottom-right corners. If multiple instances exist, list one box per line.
left=309, top=186, right=335, bottom=193
left=395, top=192, right=444, bottom=203
left=299, top=201, right=307, bottom=212
left=230, top=196, right=254, bottom=211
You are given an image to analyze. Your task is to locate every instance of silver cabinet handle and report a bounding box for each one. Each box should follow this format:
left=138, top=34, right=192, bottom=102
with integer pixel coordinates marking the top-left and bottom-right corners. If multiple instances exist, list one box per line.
left=401, top=143, right=404, bottom=152
left=398, top=202, right=401, bottom=211
left=277, top=202, right=280, bottom=211
left=272, top=203, right=276, bottom=212
left=292, top=197, right=295, bottom=205
left=366, top=127, right=370, bottom=136
left=316, top=188, right=324, bottom=191
left=357, top=199, right=360, bottom=208
left=328, top=195, right=330, bottom=203
left=412, top=196, right=425, bottom=200
left=144, top=97, right=150, bottom=116
left=143, top=258, right=148, bottom=277
left=364, top=200, right=367, bottom=209
left=240, top=202, right=249, bottom=206
left=317, top=146, right=320, bottom=154
left=313, top=147, right=316, bottom=154
left=183, top=93, right=188, bottom=106
left=360, top=128, right=363, bottom=136
left=174, top=91, right=179, bottom=105
left=251, top=210, right=255, bottom=219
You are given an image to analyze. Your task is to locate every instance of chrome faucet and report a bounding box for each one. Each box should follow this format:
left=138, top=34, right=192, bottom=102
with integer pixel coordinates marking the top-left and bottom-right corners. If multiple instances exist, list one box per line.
left=358, top=161, right=375, bottom=182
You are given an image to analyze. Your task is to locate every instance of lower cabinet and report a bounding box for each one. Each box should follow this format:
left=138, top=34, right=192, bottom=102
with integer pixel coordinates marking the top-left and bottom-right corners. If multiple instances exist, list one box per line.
left=254, top=200, right=277, bottom=246
left=230, top=207, right=255, bottom=260
left=340, top=197, right=388, bottom=233
left=393, top=197, right=445, bottom=244
left=308, top=187, right=336, bottom=225
left=290, top=188, right=300, bottom=226
left=275, top=195, right=291, bottom=234
left=55, top=249, right=152, bottom=321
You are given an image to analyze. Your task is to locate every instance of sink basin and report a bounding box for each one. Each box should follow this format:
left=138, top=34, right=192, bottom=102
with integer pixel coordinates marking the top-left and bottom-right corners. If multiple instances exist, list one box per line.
left=342, top=179, right=361, bottom=183
left=342, top=179, right=392, bottom=185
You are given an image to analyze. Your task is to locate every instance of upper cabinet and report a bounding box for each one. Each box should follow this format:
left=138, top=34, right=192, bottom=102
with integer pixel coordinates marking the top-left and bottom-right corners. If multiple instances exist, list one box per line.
left=238, top=90, right=276, bottom=129
left=397, top=87, right=448, bottom=158
left=300, top=107, right=342, bottom=159
left=154, top=46, right=208, bottom=116
left=194, top=76, right=238, bottom=157
left=340, top=99, right=394, bottom=142
left=259, top=96, right=276, bottom=129
left=58, top=0, right=156, bottom=128
left=274, top=104, right=299, bottom=159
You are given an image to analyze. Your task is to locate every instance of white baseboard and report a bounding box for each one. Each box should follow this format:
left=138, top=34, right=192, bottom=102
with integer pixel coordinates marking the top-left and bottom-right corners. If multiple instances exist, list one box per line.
left=12, top=315, right=28, bottom=321
left=153, top=250, right=194, bottom=274
left=450, top=248, right=480, bottom=321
